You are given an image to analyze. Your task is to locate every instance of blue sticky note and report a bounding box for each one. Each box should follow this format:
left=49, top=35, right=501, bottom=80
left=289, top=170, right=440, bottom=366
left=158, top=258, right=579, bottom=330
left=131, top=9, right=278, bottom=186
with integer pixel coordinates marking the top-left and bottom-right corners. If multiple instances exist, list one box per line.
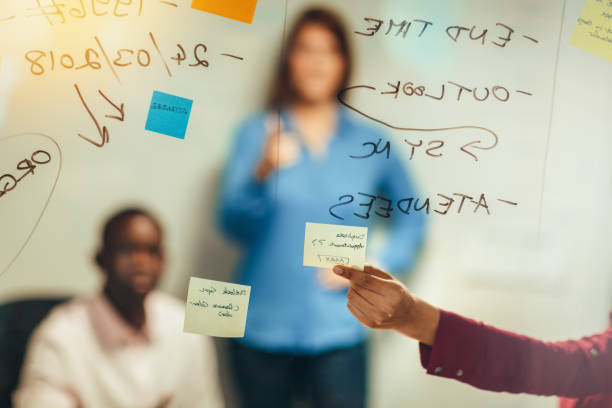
left=145, top=90, right=193, bottom=139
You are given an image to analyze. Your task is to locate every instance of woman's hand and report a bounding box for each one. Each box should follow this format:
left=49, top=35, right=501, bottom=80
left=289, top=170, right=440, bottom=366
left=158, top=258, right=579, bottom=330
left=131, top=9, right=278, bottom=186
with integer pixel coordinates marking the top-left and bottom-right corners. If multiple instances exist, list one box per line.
left=255, top=114, right=300, bottom=182
left=318, top=259, right=384, bottom=291
left=332, top=265, right=440, bottom=346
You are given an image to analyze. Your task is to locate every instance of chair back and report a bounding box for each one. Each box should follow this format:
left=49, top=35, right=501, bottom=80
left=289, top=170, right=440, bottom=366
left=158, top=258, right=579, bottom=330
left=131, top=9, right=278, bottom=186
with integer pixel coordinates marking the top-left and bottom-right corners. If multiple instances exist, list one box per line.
left=0, top=297, right=70, bottom=408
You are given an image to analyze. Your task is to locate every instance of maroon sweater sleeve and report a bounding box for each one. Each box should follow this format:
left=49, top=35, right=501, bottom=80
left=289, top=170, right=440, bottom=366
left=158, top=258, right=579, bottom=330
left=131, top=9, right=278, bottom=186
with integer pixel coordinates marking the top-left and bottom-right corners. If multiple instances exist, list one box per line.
left=419, top=310, right=612, bottom=398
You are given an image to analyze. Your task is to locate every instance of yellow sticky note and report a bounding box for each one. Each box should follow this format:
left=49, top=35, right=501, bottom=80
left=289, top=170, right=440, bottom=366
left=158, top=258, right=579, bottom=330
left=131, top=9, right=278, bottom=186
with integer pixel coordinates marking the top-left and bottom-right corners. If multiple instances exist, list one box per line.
left=191, top=0, right=258, bottom=24
left=303, top=222, right=368, bottom=269
left=569, top=0, right=612, bottom=62
left=183, top=277, right=251, bottom=338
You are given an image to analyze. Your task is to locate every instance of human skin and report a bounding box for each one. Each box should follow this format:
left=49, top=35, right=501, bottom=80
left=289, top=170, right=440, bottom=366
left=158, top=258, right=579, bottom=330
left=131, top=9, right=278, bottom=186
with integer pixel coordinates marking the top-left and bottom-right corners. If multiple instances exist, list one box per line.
left=254, top=22, right=349, bottom=290
left=96, top=214, right=165, bottom=329
left=333, top=264, right=441, bottom=346
left=255, top=22, right=346, bottom=181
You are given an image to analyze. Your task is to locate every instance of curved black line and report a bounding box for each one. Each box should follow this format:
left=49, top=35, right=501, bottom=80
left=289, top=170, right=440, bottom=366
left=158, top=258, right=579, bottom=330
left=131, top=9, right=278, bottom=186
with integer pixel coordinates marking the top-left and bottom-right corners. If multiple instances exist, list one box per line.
left=0, top=132, right=63, bottom=279
left=337, top=85, right=499, bottom=155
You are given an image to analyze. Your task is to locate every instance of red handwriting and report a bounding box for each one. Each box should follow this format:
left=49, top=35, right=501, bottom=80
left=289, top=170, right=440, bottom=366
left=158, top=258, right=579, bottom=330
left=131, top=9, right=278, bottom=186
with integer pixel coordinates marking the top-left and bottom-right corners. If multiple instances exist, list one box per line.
left=74, top=84, right=125, bottom=148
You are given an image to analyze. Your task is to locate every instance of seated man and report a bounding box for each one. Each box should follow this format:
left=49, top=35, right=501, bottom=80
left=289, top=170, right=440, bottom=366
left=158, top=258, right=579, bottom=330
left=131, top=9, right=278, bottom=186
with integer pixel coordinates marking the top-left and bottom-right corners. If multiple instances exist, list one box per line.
left=13, top=208, right=223, bottom=408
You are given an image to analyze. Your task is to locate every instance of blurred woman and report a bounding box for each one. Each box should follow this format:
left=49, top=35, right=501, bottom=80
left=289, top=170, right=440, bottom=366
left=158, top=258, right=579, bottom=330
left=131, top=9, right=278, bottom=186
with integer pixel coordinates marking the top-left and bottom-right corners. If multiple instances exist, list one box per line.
left=217, top=8, right=425, bottom=407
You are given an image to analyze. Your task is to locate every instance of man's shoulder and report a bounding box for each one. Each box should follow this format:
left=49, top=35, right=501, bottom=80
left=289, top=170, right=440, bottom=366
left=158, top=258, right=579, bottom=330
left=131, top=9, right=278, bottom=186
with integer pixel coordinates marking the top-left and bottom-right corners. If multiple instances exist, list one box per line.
left=29, top=296, right=94, bottom=345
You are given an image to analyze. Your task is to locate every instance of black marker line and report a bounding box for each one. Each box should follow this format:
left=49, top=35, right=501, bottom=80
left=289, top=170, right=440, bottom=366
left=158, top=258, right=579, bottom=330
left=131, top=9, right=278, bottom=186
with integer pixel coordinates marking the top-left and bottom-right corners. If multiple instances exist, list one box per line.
left=0, top=133, right=63, bottom=279
left=220, top=53, right=244, bottom=60
left=94, top=36, right=120, bottom=84
left=537, top=0, right=567, bottom=240
left=337, top=85, right=499, bottom=161
left=273, top=0, right=289, bottom=201
left=98, top=90, right=125, bottom=121
left=498, top=199, right=518, bottom=206
left=149, top=32, right=172, bottom=77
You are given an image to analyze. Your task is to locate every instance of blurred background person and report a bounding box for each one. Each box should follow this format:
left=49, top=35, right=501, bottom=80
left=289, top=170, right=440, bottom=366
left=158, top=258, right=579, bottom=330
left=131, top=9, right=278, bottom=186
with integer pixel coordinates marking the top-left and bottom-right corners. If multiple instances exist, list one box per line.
left=216, top=7, right=425, bottom=408
left=13, top=208, right=223, bottom=408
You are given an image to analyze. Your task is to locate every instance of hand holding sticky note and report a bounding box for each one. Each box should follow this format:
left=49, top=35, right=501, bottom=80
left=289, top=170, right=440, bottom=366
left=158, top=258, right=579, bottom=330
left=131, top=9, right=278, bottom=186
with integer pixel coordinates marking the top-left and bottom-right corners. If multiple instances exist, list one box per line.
left=569, top=0, right=612, bottom=62
left=303, top=222, right=368, bottom=269
left=183, top=277, right=251, bottom=338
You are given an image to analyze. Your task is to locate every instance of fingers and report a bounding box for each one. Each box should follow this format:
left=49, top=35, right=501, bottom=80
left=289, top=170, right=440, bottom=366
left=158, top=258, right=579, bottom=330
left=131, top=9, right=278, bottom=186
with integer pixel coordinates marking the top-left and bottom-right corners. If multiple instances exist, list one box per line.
left=347, top=286, right=374, bottom=310
left=364, top=264, right=394, bottom=280
left=263, top=113, right=295, bottom=160
left=333, top=265, right=391, bottom=294
left=348, top=286, right=396, bottom=326
left=265, top=113, right=283, bottom=136
left=346, top=290, right=395, bottom=329
left=336, top=264, right=413, bottom=332
left=347, top=302, right=376, bottom=329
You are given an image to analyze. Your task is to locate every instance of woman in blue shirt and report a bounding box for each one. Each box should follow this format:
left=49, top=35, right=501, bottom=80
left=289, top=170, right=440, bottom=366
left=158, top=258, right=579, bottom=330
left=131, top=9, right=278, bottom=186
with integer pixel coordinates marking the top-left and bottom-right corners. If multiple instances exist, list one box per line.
left=217, top=7, right=425, bottom=408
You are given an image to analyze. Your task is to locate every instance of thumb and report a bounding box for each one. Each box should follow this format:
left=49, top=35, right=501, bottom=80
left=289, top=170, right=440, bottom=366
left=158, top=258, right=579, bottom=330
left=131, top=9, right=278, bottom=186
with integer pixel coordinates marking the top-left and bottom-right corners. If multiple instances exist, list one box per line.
left=332, top=265, right=391, bottom=286
left=364, top=264, right=394, bottom=280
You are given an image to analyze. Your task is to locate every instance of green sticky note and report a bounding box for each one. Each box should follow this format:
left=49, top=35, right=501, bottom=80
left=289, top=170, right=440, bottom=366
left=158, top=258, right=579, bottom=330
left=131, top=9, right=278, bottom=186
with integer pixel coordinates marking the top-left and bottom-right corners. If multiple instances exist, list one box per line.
left=303, top=222, right=368, bottom=269
left=569, top=0, right=612, bottom=62
left=183, top=277, right=251, bottom=338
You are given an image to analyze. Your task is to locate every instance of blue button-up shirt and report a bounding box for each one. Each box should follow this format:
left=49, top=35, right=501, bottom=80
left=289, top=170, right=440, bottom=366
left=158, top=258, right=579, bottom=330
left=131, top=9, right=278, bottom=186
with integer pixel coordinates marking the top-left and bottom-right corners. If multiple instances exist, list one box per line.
left=216, top=107, right=425, bottom=354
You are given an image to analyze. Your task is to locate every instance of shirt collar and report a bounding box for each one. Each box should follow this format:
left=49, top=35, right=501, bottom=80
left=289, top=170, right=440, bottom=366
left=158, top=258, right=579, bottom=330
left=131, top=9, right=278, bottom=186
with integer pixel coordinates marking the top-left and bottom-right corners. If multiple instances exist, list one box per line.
left=87, top=292, right=159, bottom=350
left=278, top=105, right=351, bottom=140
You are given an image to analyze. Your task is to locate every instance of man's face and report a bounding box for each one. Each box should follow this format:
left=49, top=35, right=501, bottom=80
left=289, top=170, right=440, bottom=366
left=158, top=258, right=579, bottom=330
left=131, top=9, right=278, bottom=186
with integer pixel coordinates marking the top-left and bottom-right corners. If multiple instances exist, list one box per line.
left=102, top=215, right=165, bottom=296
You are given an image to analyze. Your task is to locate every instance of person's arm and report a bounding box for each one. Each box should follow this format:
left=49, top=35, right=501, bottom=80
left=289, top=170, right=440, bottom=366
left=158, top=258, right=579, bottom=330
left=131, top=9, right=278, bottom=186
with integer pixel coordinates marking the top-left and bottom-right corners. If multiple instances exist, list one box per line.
left=420, top=309, right=612, bottom=398
left=375, top=146, right=426, bottom=273
left=13, top=328, right=78, bottom=408
left=333, top=265, right=612, bottom=398
left=216, top=116, right=275, bottom=244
